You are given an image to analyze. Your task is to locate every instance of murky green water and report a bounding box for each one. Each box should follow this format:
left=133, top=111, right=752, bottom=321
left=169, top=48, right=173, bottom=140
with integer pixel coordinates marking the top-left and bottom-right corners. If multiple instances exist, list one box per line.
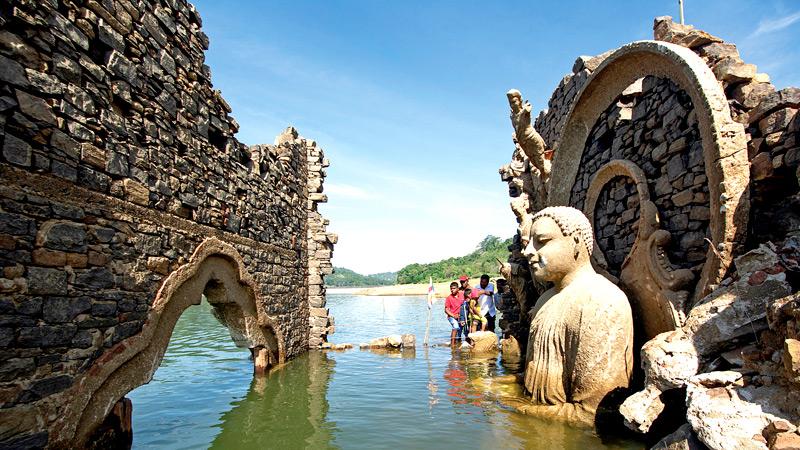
left=129, top=294, right=645, bottom=449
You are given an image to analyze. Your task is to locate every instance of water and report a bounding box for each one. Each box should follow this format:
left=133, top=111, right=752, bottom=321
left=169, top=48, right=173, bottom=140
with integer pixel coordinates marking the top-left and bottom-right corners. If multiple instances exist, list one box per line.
left=129, top=294, right=645, bottom=449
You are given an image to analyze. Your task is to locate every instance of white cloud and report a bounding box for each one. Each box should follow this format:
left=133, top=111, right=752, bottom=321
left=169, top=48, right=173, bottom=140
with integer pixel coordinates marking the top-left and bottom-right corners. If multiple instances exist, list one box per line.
left=750, top=11, right=800, bottom=37
left=325, top=183, right=378, bottom=200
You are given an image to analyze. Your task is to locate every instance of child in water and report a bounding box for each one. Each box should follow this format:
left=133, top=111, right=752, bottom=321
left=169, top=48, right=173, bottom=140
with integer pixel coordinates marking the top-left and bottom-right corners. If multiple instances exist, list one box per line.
left=467, top=289, right=487, bottom=333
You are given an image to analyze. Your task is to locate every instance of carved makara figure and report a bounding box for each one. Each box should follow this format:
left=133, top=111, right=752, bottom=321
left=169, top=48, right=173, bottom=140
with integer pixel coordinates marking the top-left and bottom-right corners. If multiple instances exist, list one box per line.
left=518, top=206, right=633, bottom=424
left=507, top=89, right=551, bottom=186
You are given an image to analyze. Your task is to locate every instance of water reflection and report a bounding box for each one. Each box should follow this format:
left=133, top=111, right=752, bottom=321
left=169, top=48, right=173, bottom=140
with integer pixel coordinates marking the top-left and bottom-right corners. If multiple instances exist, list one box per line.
left=130, top=294, right=644, bottom=449
left=210, top=351, right=337, bottom=449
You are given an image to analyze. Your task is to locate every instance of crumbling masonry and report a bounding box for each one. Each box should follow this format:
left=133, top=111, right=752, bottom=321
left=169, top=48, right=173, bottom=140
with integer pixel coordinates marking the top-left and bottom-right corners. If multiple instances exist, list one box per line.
left=0, top=0, right=335, bottom=448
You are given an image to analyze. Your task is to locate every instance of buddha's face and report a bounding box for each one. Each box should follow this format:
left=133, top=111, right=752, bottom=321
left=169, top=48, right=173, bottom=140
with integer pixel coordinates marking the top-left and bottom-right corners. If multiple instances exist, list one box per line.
left=522, top=216, right=579, bottom=283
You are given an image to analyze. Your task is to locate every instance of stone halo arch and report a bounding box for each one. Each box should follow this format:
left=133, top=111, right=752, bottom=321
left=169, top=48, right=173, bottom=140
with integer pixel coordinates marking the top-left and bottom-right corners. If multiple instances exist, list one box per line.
left=48, top=237, right=285, bottom=447
left=584, top=158, right=651, bottom=270
left=548, top=40, right=750, bottom=302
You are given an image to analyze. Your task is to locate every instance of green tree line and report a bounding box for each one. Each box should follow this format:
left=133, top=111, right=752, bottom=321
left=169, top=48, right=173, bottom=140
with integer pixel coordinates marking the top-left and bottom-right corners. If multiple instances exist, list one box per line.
left=326, top=268, right=397, bottom=287
left=396, top=235, right=512, bottom=284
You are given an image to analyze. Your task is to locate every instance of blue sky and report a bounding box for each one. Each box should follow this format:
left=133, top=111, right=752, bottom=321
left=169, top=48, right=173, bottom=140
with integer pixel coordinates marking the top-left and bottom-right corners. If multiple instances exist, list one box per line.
left=191, top=0, right=800, bottom=274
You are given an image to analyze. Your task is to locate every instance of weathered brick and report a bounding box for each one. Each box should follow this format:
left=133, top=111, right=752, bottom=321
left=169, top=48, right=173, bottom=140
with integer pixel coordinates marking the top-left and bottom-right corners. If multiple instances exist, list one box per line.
left=27, top=267, right=67, bottom=295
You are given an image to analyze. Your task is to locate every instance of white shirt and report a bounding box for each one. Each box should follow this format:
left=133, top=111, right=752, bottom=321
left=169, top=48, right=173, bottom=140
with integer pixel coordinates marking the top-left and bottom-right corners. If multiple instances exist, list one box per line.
left=478, top=282, right=496, bottom=317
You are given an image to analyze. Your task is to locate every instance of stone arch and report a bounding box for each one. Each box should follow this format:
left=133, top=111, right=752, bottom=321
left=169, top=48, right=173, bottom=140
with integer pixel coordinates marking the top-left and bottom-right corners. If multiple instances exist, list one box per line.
left=549, top=40, right=750, bottom=302
left=48, top=238, right=285, bottom=447
left=584, top=159, right=695, bottom=340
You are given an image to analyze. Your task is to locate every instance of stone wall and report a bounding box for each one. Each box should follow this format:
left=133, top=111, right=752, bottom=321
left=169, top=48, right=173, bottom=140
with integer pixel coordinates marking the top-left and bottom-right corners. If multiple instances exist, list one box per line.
left=0, top=0, right=333, bottom=447
left=572, top=76, right=711, bottom=274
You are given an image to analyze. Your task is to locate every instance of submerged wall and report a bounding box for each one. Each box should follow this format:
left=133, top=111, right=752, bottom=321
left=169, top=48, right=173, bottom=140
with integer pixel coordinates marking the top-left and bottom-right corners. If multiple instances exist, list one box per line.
left=0, top=0, right=334, bottom=447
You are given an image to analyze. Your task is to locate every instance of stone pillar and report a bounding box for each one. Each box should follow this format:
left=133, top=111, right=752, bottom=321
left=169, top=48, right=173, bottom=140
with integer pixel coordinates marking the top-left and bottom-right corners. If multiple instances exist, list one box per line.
left=305, top=139, right=336, bottom=348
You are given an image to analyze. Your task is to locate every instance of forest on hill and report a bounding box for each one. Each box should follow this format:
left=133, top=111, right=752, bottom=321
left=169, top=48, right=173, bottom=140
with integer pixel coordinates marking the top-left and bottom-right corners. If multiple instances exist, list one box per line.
left=326, top=235, right=512, bottom=287
left=395, top=235, right=512, bottom=284
left=326, top=268, right=397, bottom=287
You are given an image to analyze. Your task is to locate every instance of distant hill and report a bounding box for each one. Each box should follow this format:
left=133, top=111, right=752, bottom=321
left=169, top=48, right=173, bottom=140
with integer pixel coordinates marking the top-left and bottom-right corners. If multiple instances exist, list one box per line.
left=396, top=235, right=512, bottom=284
left=326, top=268, right=397, bottom=287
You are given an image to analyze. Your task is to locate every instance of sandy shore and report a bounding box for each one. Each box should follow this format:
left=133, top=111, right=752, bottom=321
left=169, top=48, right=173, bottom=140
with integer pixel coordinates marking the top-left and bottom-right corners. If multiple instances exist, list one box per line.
left=348, top=278, right=486, bottom=296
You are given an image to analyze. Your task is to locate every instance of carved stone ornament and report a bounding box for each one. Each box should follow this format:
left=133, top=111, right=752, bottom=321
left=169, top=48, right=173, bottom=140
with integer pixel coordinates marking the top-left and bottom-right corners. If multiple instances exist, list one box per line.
left=585, top=159, right=694, bottom=338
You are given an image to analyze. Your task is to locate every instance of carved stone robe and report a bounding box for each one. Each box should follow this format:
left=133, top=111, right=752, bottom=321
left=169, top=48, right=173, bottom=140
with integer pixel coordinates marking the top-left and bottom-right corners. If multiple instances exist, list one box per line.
left=523, top=272, right=633, bottom=423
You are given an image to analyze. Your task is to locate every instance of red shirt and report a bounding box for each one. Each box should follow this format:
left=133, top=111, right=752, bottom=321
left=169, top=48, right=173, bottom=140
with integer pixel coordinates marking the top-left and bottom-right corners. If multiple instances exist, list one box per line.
left=445, top=292, right=464, bottom=316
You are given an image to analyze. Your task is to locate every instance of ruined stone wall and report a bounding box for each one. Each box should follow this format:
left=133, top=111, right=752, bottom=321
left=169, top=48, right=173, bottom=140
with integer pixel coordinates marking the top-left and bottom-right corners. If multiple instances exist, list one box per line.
left=0, top=0, right=332, bottom=447
left=572, top=76, right=711, bottom=275
left=302, top=133, right=336, bottom=348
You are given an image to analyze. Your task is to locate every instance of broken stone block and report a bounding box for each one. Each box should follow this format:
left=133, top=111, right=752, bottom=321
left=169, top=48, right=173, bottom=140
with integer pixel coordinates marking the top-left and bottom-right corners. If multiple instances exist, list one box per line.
left=651, top=423, right=707, bottom=450
left=784, top=339, right=800, bottom=380
left=686, top=374, right=792, bottom=450
left=712, top=58, right=757, bottom=84
left=653, top=16, right=723, bottom=48
left=684, top=245, right=792, bottom=357
left=732, top=82, right=776, bottom=110
left=620, top=385, right=665, bottom=433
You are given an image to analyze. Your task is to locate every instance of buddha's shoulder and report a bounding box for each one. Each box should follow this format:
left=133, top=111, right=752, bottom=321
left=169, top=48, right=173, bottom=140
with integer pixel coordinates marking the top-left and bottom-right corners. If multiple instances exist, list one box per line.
left=584, top=273, right=628, bottom=305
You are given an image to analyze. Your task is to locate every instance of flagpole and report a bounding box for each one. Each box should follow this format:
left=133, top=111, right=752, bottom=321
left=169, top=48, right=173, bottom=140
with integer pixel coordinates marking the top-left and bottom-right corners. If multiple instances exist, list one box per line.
left=424, top=276, right=433, bottom=346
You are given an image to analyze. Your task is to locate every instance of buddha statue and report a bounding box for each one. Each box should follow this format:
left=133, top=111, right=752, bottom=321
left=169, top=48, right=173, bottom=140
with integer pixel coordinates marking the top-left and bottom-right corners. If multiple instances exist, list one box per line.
left=518, top=206, right=633, bottom=424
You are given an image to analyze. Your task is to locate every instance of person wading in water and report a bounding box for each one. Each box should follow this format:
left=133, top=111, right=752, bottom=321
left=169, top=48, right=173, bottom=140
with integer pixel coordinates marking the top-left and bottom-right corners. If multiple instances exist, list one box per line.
left=444, top=282, right=464, bottom=347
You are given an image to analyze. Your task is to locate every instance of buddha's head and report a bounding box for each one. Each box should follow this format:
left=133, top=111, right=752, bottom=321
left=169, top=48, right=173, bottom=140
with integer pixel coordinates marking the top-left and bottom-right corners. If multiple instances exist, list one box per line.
left=522, top=206, right=593, bottom=283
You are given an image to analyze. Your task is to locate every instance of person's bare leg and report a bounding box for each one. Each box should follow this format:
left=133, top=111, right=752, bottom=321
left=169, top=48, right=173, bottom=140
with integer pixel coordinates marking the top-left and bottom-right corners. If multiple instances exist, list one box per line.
left=450, top=329, right=457, bottom=347
left=481, top=319, right=487, bottom=332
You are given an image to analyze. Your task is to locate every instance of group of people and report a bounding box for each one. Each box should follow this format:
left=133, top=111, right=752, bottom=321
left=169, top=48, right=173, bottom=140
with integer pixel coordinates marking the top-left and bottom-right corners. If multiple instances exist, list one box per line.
left=443, top=274, right=500, bottom=347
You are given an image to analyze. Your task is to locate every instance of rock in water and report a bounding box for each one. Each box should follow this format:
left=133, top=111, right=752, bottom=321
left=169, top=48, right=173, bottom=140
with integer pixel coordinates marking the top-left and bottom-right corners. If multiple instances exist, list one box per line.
left=470, top=331, right=498, bottom=354
left=387, top=334, right=403, bottom=347
left=500, top=335, right=521, bottom=359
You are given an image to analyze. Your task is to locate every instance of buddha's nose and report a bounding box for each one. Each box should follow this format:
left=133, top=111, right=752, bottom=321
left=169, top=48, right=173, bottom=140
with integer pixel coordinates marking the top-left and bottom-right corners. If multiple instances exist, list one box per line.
left=522, top=242, right=537, bottom=260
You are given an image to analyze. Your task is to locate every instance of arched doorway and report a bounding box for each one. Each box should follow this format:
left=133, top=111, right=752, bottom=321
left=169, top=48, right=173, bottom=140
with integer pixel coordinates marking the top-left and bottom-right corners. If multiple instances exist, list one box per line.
left=47, top=238, right=285, bottom=447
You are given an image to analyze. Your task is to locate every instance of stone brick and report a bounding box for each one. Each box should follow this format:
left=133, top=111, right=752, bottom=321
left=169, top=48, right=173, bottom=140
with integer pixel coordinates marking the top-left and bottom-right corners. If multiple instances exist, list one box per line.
left=32, top=248, right=67, bottom=267
left=36, top=222, right=87, bottom=253
left=751, top=152, right=774, bottom=181
left=146, top=256, right=169, bottom=275
left=666, top=155, right=685, bottom=181
left=672, top=189, right=694, bottom=207
left=3, top=133, right=32, bottom=167
left=759, top=108, right=797, bottom=136
left=124, top=179, right=149, bottom=205
left=27, top=267, right=67, bottom=295
left=15, top=89, right=56, bottom=125
left=18, top=324, right=77, bottom=348
left=21, top=375, right=73, bottom=401
left=0, top=54, right=29, bottom=87
left=91, top=301, right=117, bottom=317
left=80, top=143, right=106, bottom=169
left=712, top=57, right=756, bottom=83
left=0, top=213, right=34, bottom=236
left=106, top=151, right=130, bottom=176
left=74, top=267, right=114, bottom=290
left=43, top=297, right=91, bottom=323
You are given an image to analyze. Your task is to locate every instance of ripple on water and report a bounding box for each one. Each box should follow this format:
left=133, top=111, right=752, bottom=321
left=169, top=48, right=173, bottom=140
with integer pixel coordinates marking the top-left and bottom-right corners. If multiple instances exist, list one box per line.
left=129, top=295, right=645, bottom=449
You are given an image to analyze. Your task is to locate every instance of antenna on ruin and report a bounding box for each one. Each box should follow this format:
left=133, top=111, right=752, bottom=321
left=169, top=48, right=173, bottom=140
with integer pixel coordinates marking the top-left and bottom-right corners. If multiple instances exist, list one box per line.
left=678, top=0, right=685, bottom=24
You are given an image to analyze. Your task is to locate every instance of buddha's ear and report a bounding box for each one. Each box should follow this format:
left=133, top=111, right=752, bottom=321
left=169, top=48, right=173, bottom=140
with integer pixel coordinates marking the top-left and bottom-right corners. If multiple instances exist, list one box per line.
left=573, top=234, right=581, bottom=259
